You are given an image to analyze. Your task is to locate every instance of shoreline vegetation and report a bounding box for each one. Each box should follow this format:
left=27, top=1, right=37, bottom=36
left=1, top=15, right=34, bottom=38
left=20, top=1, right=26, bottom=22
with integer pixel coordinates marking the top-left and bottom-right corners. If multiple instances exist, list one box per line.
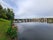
left=0, top=4, right=17, bottom=40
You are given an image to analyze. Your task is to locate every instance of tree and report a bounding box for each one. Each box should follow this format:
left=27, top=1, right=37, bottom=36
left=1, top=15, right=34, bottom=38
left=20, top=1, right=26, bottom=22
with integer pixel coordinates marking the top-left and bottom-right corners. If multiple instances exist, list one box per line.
left=6, top=8, right=14, bottom=20
left=0, top=4, right=3, bottom=18
left=0, top=4, right=14, bottom=20
left=1, top=8, right=8, bottom=19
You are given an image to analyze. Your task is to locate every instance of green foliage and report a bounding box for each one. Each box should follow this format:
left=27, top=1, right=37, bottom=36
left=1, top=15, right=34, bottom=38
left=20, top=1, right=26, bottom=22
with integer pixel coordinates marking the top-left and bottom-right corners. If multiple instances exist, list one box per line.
left=7, top=27, right=17, bottom=39
left=47, top=18, right=53, bottom=23
left=0, top=4, right=14, bottom=20
left=0, top=4, right=17, bottom=40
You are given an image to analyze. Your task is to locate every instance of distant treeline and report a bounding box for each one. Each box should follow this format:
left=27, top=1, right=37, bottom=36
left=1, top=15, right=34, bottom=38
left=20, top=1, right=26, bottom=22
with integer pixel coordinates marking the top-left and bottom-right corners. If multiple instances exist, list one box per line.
left=0, top=4, right=14, bottom=20
left=47, top=18, right=53, bottom=23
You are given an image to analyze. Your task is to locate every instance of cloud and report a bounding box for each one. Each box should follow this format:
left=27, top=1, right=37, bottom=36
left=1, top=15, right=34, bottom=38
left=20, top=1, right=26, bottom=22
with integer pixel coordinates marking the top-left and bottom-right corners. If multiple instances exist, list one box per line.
left=0, top=0, right=53, bottom=18
left=0, top=0, right=13, bottom=8
left=14, top=0, right=53, bottom=18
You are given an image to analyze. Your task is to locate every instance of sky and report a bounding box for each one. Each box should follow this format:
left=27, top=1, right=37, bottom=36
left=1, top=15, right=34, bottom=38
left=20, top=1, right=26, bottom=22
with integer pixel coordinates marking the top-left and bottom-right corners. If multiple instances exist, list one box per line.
left=0, top=0, right=53, bottom=19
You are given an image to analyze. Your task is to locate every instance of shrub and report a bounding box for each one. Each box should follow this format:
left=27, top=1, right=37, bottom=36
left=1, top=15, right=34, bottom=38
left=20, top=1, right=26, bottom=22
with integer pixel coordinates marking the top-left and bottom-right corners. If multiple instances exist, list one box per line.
left=7, top=26, right=17, bottom=39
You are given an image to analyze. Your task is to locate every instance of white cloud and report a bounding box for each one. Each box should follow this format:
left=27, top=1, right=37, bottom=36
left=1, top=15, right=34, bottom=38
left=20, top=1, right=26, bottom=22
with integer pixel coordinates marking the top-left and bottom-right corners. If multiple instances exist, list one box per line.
left=0, top=0, right=13, bottom=8
left=14, top=0, right=53, bottom=18
left=0, top=0, right=53, bottom=18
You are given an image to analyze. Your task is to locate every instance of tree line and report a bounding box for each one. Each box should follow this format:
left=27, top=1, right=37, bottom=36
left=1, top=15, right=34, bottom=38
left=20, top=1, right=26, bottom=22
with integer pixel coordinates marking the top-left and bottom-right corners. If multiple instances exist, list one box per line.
left=0, top=4, right=14, bottom=20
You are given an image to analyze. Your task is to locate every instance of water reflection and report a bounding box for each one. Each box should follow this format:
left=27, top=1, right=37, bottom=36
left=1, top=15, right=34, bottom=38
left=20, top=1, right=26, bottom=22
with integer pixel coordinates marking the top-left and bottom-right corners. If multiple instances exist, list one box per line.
left=15, top=22, right=53, bottom=40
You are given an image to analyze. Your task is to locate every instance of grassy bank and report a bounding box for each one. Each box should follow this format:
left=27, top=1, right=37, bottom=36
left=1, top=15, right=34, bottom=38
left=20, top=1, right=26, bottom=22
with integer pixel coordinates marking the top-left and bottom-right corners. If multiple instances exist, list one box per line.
left=0, top=18, right=11, bottom=40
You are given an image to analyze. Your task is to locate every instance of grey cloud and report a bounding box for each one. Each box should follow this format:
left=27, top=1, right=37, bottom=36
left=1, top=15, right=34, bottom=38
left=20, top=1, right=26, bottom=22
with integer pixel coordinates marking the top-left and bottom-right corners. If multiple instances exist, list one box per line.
left=15, top=0, right=53, bottom=18
left=2, top=0, right=53, bottom=18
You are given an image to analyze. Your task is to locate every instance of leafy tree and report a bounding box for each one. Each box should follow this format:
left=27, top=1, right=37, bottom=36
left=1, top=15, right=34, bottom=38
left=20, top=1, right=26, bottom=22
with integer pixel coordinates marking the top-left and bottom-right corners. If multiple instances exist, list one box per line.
left=6, top=8, right=14, bottom=20
left=0, top=5, right=3, bottom=18
left=0, top=4, right=14, bottom=20
left=1, top=9, right=7, bottom=19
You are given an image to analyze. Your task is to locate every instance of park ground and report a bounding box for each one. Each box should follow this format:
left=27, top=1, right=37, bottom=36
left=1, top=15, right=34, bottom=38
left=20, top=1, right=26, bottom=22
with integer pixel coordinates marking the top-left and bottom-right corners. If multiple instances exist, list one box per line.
left=0, top=18, right=11, bottom=40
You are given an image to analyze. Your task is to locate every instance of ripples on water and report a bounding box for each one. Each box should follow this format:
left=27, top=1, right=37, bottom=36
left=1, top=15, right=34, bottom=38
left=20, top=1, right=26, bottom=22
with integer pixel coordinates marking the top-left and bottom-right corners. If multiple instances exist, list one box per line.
left=15, top=22, right=53, bottom=40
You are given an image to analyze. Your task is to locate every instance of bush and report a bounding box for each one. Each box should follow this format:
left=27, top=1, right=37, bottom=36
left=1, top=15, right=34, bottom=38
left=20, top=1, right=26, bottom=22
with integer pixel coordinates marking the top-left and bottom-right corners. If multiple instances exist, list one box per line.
left=7, top=27, right=17, bottom=39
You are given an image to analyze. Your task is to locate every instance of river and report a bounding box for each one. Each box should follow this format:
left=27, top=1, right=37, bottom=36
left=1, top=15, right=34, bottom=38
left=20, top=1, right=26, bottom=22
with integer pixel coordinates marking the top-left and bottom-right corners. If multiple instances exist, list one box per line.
left=14, top=22, right=53, bottom=40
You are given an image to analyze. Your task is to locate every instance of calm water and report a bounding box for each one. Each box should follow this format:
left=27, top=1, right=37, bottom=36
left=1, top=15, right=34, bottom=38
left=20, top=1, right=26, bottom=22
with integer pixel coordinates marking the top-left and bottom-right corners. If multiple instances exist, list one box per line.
left=15, top=22, right=53, bottom=40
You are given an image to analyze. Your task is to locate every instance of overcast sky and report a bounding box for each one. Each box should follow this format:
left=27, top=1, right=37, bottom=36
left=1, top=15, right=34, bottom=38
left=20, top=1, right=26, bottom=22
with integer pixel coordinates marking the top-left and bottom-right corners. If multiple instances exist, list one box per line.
left=0, top=0, right=53, bottom=19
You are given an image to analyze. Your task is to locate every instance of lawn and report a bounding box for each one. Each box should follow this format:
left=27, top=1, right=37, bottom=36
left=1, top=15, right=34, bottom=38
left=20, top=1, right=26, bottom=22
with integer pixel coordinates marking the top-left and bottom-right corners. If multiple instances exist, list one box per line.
left=0, top=18, right=11, bottom=40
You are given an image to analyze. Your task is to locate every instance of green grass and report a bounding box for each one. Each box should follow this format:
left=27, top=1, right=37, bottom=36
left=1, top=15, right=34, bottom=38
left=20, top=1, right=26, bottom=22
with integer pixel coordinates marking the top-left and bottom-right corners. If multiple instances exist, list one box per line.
left=0, top=18, right=11, bottom=40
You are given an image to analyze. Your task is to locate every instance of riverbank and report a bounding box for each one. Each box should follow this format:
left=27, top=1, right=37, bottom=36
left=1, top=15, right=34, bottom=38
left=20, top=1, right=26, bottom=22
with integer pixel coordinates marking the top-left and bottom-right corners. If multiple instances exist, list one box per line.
left=0, top=18, right=11, bottom=40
